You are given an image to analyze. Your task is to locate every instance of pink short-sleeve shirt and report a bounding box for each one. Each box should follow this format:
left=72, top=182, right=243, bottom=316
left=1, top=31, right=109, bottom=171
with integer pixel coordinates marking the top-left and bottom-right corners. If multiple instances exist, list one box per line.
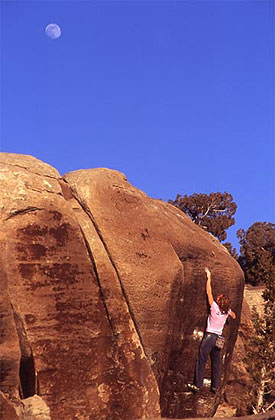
left=206, top=301, right=231, bottom=335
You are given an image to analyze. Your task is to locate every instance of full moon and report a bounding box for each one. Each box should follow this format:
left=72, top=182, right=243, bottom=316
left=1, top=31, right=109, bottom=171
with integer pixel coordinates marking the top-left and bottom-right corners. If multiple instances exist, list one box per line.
left=45, top=23, right=62, bottom=40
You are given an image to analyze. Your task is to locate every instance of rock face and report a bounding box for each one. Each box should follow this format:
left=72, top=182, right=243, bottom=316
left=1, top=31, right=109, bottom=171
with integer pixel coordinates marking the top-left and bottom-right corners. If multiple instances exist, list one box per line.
left=22, top=395, right=51, bottom=420
left=225, top=287, right=265, bottom=416
left=0, top=391, right=20, bottom=420
left=224, top=298, right=254, bottom=415
left=0, top=153, right=244, bottom=419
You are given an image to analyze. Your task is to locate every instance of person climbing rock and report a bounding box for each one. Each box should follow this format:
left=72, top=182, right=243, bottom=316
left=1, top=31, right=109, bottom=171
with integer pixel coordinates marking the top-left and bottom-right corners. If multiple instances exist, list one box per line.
left=187, top=267, right=236, bottom=394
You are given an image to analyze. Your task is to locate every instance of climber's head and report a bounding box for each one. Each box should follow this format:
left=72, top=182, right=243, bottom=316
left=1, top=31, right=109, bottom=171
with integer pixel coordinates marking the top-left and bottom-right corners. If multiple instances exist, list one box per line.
left=216, top=294, right=230, bottom=314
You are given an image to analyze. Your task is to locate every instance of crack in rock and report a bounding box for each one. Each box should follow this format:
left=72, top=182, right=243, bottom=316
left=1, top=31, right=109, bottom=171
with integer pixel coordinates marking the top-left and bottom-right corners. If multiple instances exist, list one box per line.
left=5, top=207, right=44, bottom=220
left=11, top=306, right=38, bottom=399
left=62, top=177, right=148, bottom=358
left=25, top=185, right=63, bottom=196
left=78, top=225, right=117, bottom=338
left=0, top=162, right=60, bottom=180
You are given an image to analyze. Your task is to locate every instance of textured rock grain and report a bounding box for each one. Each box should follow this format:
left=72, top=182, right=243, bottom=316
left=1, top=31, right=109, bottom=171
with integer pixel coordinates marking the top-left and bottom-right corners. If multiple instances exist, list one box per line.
left=22, top=394, right=50, bottom=420
left=225, top=287, right=266, bottom=415
left=0, top=153, right=244, bottom=419
left=0, top=154, right=159, bottom=420
left=64, top=167, right=244, bottom=418
left=0, top=391, right=21, bottom=420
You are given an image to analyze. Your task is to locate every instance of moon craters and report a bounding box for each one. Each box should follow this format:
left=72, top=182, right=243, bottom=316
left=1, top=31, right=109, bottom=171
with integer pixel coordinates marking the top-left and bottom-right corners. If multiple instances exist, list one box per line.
left=45, top=23, right=62, bottom=40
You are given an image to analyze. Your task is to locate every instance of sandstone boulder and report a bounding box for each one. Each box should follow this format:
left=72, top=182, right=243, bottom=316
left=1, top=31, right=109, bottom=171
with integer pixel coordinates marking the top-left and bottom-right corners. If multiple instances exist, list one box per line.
left=0, top=391, right=21, bottom=420
left=22, top=394, right=50, bottom=420
left=0, top=154, right=159, bottom=420
left=0, top=153, right=244, bottom=419
left=225, top=287, right=266, bottom=416
left=64, top=168, right=244, bottom=418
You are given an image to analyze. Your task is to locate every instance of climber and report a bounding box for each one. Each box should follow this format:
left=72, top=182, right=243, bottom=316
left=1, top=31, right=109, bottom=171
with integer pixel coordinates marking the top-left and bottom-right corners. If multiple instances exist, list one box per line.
left=187, top=267, right=236, bottom=394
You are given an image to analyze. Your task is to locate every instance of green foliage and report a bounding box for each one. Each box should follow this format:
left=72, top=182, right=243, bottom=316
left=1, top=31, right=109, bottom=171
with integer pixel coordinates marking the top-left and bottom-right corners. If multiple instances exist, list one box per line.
left=168, top=192, right=237, bottom=241
left=245, top=297, right=275, bottom=412
left=237, top=222, right=275, bottom=286
left=243, top=222, right=275, bottom=412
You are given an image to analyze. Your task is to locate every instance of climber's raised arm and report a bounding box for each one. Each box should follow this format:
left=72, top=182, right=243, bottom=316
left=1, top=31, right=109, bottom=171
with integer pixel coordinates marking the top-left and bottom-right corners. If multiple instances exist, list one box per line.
left=205, top=268, right=214, bottom=306
left=229, top=309, right=236, bottom=319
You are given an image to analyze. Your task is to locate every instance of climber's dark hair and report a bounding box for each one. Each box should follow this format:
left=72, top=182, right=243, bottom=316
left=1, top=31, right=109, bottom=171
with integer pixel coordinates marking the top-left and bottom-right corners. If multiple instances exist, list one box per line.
left=216, top=294, right=230, bottom=314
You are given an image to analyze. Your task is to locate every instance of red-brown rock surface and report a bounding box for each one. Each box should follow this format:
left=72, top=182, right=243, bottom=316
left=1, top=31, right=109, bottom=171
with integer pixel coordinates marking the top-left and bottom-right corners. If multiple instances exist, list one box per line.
left=225, top=287, right=265, bottom=416
left=224, top=298, right=254, bottom=415
left=0, top=153, right=244, bottom=419
left=0, top=391, right=20, bottom=420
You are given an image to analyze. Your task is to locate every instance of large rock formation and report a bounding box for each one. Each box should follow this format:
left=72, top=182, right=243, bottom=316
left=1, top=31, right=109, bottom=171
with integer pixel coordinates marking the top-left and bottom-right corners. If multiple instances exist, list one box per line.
left=0, top=153, right=244, bottom=419
left=224, top=298, right=254, bottom=416
left=224, top=287, right=266, bottom=416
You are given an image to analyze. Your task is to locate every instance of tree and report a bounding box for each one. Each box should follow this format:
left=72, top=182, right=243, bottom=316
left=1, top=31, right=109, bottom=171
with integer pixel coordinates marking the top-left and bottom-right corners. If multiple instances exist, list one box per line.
left=168, top=192, right=237, bottom=241
left=245, top=276, right=275, bottom=413
left=239, top=222, right=275, bottom=413
left=237, top=222, right=275, bottom=286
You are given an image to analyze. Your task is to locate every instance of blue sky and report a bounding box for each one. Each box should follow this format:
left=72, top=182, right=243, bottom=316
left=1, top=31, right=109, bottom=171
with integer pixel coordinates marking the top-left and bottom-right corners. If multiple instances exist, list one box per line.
left=1, top=0, right=274, bottom=250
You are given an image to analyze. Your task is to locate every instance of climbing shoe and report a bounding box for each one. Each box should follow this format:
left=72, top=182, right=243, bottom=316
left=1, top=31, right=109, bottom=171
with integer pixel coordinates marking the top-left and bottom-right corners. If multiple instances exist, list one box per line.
left=187, top=383, right=200, bottom=393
